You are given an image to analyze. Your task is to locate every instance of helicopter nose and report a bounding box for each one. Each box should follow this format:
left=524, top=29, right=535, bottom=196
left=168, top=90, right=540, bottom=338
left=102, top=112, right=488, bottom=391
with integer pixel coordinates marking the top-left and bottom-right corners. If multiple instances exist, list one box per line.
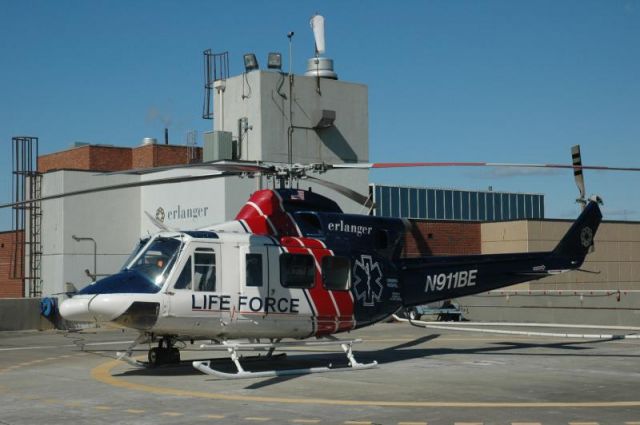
left=59, top=295, right=130, bottom=323
left=87, top=295, right=130, bottom=322
left=59, top=296, right=94, bottom=322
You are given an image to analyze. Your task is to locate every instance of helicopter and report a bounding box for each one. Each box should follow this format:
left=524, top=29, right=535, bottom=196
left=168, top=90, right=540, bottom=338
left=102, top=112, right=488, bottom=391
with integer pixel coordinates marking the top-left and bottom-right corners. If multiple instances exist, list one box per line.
left=3, top=145, right=637, bottom=379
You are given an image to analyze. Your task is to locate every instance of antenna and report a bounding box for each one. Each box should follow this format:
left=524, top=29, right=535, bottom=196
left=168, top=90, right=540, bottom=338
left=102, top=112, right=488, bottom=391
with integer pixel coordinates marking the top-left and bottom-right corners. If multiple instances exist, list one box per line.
left=310, top=14, right=325, bottom=56
left=287, top=31, right=295, bottom=169
left=287, top=31, right=294, bottom=76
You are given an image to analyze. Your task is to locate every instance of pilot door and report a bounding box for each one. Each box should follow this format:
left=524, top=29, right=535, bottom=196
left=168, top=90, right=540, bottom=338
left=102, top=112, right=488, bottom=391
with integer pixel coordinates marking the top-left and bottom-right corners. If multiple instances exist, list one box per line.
left=164, top=241, right=227, bottom=334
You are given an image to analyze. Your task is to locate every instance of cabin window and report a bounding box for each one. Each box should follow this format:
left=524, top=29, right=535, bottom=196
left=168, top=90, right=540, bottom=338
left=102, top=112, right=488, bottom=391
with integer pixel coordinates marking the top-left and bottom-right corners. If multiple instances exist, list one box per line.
left=374, top=229, right=389, bottom=249
left=194, top=249, right=216, bottom=292
left=280, top=253, right=315, bottom=288
left=322, top=256, right=351, bottom=291
left=296, top=212, right=322, bottom=234
left=246, top=253, right=263, bottom=287
left=174, top=258, right=192, bottom=290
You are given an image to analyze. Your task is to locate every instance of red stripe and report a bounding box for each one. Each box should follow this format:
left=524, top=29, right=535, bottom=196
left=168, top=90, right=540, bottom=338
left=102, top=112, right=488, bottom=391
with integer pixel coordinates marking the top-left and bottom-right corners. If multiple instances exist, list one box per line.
left=236, top=204, right=271, bottom=235
left=305, top=239, right=355, bottom=332
left=235, top=190, right=355, bottom=335
left=370, top=162, right=640, bottom=172
left=284, top=243, right=335, bottom=335
left=285, top=237, right=355, bottom=334
left=235, top=190, right=299, bottom=236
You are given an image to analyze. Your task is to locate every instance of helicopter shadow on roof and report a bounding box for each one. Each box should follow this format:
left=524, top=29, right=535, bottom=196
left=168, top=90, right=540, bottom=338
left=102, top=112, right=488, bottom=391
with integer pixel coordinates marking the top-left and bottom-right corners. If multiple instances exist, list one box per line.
left=101, top=333, right=633, bottom=390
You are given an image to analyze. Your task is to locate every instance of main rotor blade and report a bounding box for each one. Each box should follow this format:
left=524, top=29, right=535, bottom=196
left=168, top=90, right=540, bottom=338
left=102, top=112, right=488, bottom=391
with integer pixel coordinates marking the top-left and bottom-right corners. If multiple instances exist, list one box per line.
left=571, top=145, right=586, bottom=201
left=0, top=172, right=234, bottom=209
left=304, top=176, right=374, bottom=209
left=144, top=211, right=177, bottom=232
left=330, top=162, right=640, bottom=172
left=103, top=160, right=274, bottom=175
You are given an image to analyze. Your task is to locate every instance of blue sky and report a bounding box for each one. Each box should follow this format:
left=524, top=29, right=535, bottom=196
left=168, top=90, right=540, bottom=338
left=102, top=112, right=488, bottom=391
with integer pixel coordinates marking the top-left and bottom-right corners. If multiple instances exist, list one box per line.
left=1, top=0, right=639, bottom=230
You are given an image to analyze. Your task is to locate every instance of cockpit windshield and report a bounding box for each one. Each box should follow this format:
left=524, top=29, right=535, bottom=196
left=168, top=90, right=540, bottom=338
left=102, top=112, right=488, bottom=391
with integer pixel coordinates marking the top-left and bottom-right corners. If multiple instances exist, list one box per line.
left=124, top=237, right=182, bottom=287
left=121, top=238, right=150, bottom=271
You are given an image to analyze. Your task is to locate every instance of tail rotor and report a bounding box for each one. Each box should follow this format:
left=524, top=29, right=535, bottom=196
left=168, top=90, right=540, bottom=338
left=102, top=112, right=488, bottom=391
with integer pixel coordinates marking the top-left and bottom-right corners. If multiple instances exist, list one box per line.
left=571, top=145, right=587, bottom=209
left=570, top=145, right=604, bottom=252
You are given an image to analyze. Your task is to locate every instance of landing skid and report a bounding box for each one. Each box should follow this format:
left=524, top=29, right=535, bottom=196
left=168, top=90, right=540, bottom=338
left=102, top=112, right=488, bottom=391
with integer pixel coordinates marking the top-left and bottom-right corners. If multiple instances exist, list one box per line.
left=115, top=333, right=148, bottom=368
left=116, top=352, right=146, bottom=368
left=193, top=338, right=378, bottom=379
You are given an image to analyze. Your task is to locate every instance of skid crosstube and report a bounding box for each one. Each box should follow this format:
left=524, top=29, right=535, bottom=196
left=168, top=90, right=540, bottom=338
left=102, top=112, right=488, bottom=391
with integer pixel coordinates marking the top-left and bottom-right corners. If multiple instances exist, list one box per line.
left=193, top=338, right=377, bottom=379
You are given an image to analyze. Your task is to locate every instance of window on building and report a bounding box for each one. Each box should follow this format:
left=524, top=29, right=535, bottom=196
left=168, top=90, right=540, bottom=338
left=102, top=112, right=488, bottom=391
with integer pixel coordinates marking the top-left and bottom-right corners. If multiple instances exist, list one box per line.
left=493, top=193, right=501, bottom=220
left=502, top=193, right=510, bottom=220
left=436, top=189, right=444, bottom=219
left=391, top=187, right=400, bottom=218
left=409, top=188, right=418, bottom=218
left=517, top=194, right=525, bottom=218
left=246, top=253, right=263, bottom=287
left=532, top=195, right=540, bottom=219
left=507, top=194, right=516, bottom=219
left=280, top=253, right=315, bottom=288
left=469, top=192, right=478, bottom=221
left=427, top=189, right=436, bottom=219
left=444, top=190, right=453, bottom=220
left=417, top=188, right=426, bottom=218
left=376, top=186, right=385, bottom=217
left=400, top=187, right=409, bottom=217
left=478, top=192, right=486, bottom=221
left=194, top=249, right=216, bottom=292
left=453, top=190, right=461, bottom=220
left=462, top=191, right=470, bottom=220
left=524, top=195, right=533, bottom=219
left=322, top=256, right=351, bottom=291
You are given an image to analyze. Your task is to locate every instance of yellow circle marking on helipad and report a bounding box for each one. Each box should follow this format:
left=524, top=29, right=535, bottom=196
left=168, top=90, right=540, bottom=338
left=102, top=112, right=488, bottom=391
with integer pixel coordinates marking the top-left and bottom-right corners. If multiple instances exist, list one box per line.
left=92, top=359, right=640, bottom=408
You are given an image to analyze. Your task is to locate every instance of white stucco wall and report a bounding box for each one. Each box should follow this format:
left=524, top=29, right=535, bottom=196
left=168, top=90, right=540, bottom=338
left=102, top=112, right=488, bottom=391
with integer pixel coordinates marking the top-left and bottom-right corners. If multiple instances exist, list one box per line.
left=35, top=72, right=373, bottom=295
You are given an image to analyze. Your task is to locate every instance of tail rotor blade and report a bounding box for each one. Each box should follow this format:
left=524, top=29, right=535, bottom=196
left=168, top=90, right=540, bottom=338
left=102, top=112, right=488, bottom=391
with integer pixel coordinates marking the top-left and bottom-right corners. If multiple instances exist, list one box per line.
left=571, top=145, right=586, bottom=205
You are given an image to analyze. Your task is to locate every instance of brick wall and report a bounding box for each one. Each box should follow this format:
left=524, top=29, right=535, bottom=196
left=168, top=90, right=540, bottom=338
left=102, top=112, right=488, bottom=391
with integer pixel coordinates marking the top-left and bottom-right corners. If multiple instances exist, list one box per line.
left=88, top=146, right=132, bottom=171
left=38, top=146, right=92, bottom=172
left=132, top=144, right=202, bottom=169
left=38, top=144, right=202, bottom=173
left=403, top=220, right=481, bottom=257
left=38, top=145, right=132, bottom=173
left=131, top=144, right=155, bottom=168
left=0, top=231, right=24, bottom=298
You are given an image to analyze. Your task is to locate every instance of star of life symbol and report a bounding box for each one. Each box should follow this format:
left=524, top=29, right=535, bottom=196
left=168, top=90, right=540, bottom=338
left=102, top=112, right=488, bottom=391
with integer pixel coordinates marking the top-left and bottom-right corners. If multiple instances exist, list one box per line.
left=155, top=207, right=165, bottom=223
left=580, top=226, right=593, bottom=248
left=353, top=255, right=384, bottom=307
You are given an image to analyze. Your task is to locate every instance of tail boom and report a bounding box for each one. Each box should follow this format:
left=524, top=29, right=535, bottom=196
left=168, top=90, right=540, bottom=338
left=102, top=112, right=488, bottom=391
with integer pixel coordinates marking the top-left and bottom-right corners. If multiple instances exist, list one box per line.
left=398, top=199, right=602, bottom=307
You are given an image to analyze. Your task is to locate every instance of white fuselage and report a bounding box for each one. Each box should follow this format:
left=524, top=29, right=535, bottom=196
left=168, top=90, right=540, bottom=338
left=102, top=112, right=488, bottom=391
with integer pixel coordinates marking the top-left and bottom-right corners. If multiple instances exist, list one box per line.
left=59, top=228, right=326, bottom=340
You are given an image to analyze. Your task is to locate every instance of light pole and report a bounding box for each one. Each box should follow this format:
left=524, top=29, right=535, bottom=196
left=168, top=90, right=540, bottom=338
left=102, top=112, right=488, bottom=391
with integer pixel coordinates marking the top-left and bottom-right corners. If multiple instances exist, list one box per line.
left=72, top=235, right=97, bottom=282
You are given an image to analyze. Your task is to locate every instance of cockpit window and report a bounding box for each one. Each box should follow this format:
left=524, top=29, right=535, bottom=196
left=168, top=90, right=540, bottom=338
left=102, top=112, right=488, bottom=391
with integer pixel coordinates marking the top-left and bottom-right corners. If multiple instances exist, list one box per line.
left=174, top=258, right=192, bottom=290
left=121, top=238, right=150, bottom=271
left=125, top=237, right=181, bottom=287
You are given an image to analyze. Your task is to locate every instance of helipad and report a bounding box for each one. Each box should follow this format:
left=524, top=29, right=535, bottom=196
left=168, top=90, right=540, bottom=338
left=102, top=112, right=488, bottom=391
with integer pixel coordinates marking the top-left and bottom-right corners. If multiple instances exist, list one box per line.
left=1, top=322, right=639, bottom=424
